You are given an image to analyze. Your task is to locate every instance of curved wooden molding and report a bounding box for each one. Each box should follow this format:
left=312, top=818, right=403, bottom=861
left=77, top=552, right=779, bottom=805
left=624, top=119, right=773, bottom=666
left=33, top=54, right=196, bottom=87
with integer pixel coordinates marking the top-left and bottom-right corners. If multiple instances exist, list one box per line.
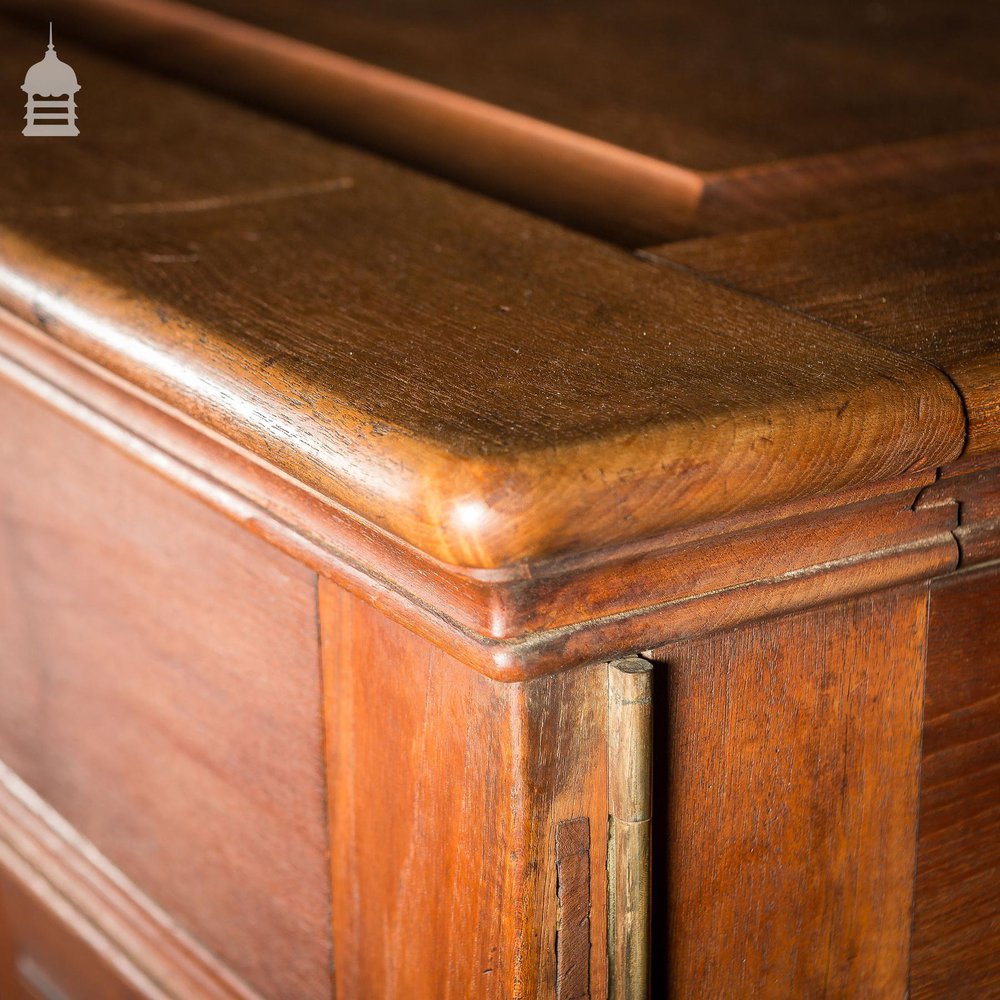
left=0, top=307, right=964, bottom=679
left=647, top=188, right=1000, bottom=457
left=0, top=761, right=261, bottom=1000
left=0, top=33, right=974, bottom=679
left=0, top=227, right=964, bottom=575
left=0, top=34, right=968, bottom=580
left=918, top=466, right=1000, bottom=568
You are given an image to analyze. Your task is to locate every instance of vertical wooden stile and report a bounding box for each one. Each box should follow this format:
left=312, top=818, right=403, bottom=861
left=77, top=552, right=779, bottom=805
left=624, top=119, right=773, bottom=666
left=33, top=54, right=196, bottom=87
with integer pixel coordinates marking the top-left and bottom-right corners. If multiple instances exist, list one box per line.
left=607, top=656, right=653, bottom=1000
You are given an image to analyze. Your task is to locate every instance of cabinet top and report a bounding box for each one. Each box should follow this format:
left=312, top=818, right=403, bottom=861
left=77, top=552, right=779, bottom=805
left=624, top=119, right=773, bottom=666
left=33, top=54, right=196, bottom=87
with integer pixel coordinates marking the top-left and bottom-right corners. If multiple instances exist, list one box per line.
left=0, top=24, right=967, bottom=576
left=16, top=0, right=999, bottom=244
left=649, top=189, right=1000, bottom=461
left=184, top=0, right=1000, bottom=174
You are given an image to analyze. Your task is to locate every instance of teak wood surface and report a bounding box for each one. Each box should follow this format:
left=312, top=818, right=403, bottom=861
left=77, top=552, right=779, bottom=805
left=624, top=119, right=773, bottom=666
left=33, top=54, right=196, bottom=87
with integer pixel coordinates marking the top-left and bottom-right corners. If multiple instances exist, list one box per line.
left=180, top=0, right=1000, bottom=171
left=0, top=4, right=997, bottom=1000
left=649, top=590, right=930, bottom=998
left=322, top=584, right=609, bottom=999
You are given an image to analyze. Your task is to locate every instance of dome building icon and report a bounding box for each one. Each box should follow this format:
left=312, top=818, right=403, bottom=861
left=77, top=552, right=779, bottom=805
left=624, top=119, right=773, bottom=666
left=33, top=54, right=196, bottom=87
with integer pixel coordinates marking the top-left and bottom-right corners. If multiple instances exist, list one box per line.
left=22, top=24, right=80, bottom=137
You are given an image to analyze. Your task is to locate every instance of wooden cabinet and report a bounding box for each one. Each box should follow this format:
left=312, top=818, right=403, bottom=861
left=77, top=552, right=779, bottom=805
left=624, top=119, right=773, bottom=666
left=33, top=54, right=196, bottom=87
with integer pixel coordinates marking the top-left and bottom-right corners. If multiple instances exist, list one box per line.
left=0, top=2, right=996, bottom=997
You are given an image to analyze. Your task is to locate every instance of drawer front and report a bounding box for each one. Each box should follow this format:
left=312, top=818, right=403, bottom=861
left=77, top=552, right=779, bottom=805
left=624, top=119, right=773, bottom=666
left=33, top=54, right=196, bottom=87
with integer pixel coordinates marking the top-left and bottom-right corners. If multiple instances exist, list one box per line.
left=0, top=379, right=331, bottom=998
left=0, top=860, right=149, bottom=1000
left=911, top=564, right=1000, bottom=998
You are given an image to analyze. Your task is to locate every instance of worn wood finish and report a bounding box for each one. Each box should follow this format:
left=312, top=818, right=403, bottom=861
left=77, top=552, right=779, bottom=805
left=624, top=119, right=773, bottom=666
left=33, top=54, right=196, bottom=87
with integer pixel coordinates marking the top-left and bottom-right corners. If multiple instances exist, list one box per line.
left=188, top=0, right=1000, bottom=171
left=0, top=378, right=330, bottom=999
left=17, top=0, right=1000, bottom=242
left=0, top=0, right=702, bottom=247
left=911, top=565, right=1000, bottom=999
left=648, top=589, right=929, bottom=998
left=953, top=471, right=1000, bottom=565
left=652, top=189, right=1000, bottom=457
left=0, top=11, right=995, bottom=999
left=694, top=130, right=1000, bottom=237
left=321, top=582, right=609, bottom=999
left=0, top=24, right=965, bottom=579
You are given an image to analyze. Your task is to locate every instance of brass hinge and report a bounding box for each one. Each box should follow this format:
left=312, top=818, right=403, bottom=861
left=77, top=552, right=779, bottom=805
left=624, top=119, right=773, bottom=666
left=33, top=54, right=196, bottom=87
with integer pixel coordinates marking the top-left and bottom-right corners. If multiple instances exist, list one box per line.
left=607, top=657, right=652, bottom=1000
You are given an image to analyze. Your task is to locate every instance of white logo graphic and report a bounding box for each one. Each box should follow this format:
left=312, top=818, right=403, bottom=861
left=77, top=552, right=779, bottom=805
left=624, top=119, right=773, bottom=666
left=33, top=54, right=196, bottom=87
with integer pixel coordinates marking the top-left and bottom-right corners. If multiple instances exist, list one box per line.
left=22, top=24, right=80, bottom=137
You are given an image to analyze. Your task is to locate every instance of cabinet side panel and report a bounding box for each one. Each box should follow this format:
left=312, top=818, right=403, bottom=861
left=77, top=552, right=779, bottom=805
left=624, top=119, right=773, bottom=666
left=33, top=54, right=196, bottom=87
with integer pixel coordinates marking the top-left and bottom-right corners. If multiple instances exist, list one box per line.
left=649, top=588, right=928, bottom=998
left=320, top=581, right=608, bottom=1000
left=911, top=565, right=1000, bottom=999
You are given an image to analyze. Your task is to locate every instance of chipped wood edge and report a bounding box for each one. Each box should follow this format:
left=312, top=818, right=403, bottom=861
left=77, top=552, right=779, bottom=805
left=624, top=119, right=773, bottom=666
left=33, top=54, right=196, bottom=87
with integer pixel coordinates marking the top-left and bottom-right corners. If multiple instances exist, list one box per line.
left=607, top=657, right=653, bottom=1000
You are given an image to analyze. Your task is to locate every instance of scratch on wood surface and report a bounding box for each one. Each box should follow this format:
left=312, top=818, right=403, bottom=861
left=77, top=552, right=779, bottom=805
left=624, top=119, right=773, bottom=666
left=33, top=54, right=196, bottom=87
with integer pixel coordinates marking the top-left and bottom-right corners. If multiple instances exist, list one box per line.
left=108, top=177, right=356, bottom=215
left=0, top=177, right=355, bottom=220
left=142, top=252, right=202, bottom=263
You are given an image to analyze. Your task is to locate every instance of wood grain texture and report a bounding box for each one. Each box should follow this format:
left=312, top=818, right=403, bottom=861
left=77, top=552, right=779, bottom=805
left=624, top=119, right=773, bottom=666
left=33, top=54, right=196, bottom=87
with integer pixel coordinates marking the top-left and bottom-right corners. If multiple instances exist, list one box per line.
left=0, top=0, right=703, bottom=247
left=0, top=306, right=962, bottom=678
left=0, top=378, right=330, bottom=999
left=321, top=582, right=609, bottom=999
left=911, top=565, right=1000, bottom=999
left=648, top=588, right=930, bottom=998
left=694, top=129, right=1000, bottom=237
left=16, top=0, right=1000, bottom=243
left=0, top=23, right=965, bottom=574
left=652, top=189, right=1000, bottom=457
left=953, top=471, right=1000, bottom=565
left=0, top=761, right=260, bottom=1000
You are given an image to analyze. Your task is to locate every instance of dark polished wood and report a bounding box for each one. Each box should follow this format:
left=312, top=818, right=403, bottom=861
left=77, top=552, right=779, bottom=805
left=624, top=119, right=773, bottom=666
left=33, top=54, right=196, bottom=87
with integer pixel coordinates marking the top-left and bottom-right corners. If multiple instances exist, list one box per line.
left=0, top=299, right=961, bottom=680
left=919, top=465, right=1000, bottom=567
left=187, top=0, right=1000, bottom=171
left=555, top=817, right=593, bottom=1000
left=0, top=24, right=964, bottom=579
left=911, top=565, right=1000, bottom=999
